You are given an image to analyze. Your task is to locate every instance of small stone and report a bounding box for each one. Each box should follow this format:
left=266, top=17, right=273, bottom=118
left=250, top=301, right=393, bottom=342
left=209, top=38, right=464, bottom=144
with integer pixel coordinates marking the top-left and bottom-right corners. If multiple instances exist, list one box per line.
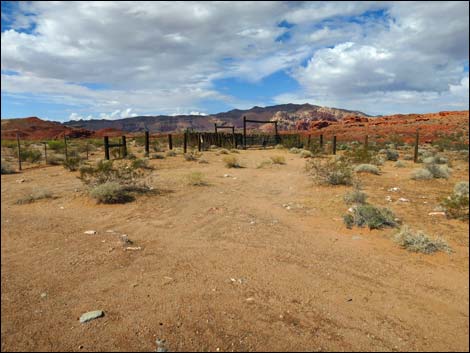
left=40, top=292, right=47, bottom=298
left=352, top=236, right=362, bottom=240
left=84, top=230, right=97, bottom=235
left=388, top=187, right=400, bottom=192
left=106, top=230, right=115, bottom=233
left=125, top=246, right=142, bottom=251
left=398, top=198, right=410, bottom=202
left=79, top=310, right=104, bottom=323
left=246, top=297, right=255, bottom=302
left=428, top=211, right=446, bottom=216
left=59, top=206, right=65, bottom=210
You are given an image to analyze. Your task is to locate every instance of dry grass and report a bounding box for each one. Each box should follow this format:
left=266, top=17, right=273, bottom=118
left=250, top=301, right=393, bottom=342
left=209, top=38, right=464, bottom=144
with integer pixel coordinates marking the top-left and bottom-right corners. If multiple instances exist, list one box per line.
left=393, top=225, right=452, bottom=254
left=270, top=155, right=286, bottom=164
left=186, top=172, right=209, bottom=186
left=223, top=155, right=241, bottom=168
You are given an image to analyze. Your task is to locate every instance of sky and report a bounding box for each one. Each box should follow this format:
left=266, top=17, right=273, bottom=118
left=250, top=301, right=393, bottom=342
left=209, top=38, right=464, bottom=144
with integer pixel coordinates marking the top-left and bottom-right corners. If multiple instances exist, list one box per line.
left=1, top=1, right=469, bottom=122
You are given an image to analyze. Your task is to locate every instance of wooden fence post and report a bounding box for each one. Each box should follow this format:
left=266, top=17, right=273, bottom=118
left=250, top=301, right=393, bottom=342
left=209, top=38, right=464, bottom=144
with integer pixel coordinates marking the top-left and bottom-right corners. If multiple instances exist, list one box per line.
left=214, top=123, right=218, bottom=134
left=332, top=135, right=337, bottom=155
left=104, top=136, right=110, bottom=160
left=16, top=134, right=22, bottom=171
left=168, top=134, right=173, bottom=150
left=364, top=134, right=369, bottom=151
left=274, top=121, right=279, bottom=145
left=44, top=142, right=48, bottom=164
left=243, top=116, right=247, bottom=150
left=145, top=131, right=150, bottom=156
left=64, top=133, right=68, bottom=161
left=183, top=132, right=187, bottom=153
left=86, top=142, right=89, bottom=160
left=198, top=133, right=202, bottom=152
left=320, top=134, right=323, bottom=149
left=414, top=129, right=419, bottom=163
left=121, top=136, right=127, bottom=157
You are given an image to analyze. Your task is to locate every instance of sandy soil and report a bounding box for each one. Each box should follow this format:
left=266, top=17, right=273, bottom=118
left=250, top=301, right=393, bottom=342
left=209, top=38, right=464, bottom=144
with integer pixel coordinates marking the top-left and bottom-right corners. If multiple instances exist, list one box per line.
left=1, top=148, right=469, bottom=352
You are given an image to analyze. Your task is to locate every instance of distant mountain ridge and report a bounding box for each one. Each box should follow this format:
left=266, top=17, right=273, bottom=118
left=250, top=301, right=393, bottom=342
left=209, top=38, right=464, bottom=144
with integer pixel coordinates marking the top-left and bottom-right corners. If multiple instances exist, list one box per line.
left=63, top=103, right=371, bottom=133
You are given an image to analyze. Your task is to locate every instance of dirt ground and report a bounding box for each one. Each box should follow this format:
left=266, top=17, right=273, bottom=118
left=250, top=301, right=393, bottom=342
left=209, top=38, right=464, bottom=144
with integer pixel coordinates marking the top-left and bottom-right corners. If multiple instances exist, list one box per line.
left=1, top=148, right=469, bottom=352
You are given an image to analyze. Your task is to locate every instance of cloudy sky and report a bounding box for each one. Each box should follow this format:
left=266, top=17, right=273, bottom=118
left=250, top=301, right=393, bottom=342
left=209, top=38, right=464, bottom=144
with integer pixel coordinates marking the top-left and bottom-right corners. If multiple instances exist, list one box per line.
left=1, top=1, right=468, bottom=121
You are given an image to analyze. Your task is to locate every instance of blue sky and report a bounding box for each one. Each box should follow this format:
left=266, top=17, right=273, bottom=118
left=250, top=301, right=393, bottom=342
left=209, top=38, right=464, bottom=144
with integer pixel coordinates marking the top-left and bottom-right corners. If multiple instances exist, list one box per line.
left=1, top=1, right=468, bottom=121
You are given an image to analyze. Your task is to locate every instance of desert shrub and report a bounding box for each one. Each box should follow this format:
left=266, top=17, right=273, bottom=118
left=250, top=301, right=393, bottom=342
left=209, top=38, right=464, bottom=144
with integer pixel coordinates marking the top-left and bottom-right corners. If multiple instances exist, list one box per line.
left=403, top=154, right=414, bottom=161
left=393, top=225, right=451, bottom=254
left=126, top=153, right=137, bottom=160
left=344, top=204, right=398, bottom=230
left=1, top=161, right=15, bottom=174
left=151, top=154, right=165, bottom=159
left=16, top=189, right=54, bottom=204
left=432, top=131, right=468, bottom=151
left=230, top=149, right=240, bottom=154
left=131, top=158, right=152, bottom=169
left=219, top=149, right=230, bottom=154
left=223, top=155, right=241, bottom=168
left=275, top=144, right=284, bottom=149
left=270, top=155, right=286, bottom=164
left=111, top=148, right=121, bottom=159
left=166, top=150, right=177, bottom=157
left=256, top=160, right=272, bottom=169
left=411, top=168, right=433, bottom=180
left=89, top=182, right=133, bottom=204
left=441, top=182, right=469, bottom=220
left=425, top=163, right=450, bottom=179
left=289, top=147, right=301, bottom=154
left=63, top=156, right=82, bottom=171
left=343, top=147, right=377, bottom=164
left=419, top=149, right=434, bottom=158
left=152, top=144, right=163, bottom=152
left=343, top=189, right=368, bottom=205
left=454, top=181, right=469, bottom=196
left=306, top=157, right=354, bottom=186
left=173, top=147, right=184, bottom=154
left=184, top=152, right=199, bottom=161
left=198, top=157, right=209, bottom=164
left=20, top=149, right=42, bottom=163
left=186, top=172, right=208, bottom=186
left=385, top=149, right=399, bottom=161
left=394, top=161, right=406, bottom=168
left=47, top=140, right=65, bottom=151
left=299, top=150, right=313, bottom=158
left=354, top=164, right=380, bottom=175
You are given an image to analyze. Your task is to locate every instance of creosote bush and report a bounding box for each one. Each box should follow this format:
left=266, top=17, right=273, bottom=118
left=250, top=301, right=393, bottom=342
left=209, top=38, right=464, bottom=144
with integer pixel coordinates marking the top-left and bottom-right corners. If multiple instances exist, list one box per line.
left=16, top=190, right=54, bottom=204
left=344, top=188, right=368, bottom=205
left=184, top=152, right=200, bottom=161
left=223, top=155, right=241, bottom=168
left=166, top=150, right=177, bottom=157
left=425, top=163, right=450, bottom=179
left=186, top=172, right=208, bottom=186
left=393, top=225, right=451, bottom=254
left=90, top=182, right=133, bottom=204
left=385, top=149, right=399, bottom=161
left=343, top=204, right=398, bottom=230
left=219, top=149, right=230, bottom=154
left=20, top=149, right=42, bottom=163
left=270, top=155, right=286, bottom=164
left=131, top=158, right=152, bottom=169
left=306, top=157, right=354, bottom=186
left=441, top=181, right=469, bottom=220
left=63, top=156, right=82, bottom=171
left=411, top=168, right=433, bottom=180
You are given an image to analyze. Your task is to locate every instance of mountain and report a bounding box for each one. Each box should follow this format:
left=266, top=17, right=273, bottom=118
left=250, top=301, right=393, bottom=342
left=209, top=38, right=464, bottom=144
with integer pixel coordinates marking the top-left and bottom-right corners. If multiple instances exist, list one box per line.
left=63, top=103, right=370, bottom=133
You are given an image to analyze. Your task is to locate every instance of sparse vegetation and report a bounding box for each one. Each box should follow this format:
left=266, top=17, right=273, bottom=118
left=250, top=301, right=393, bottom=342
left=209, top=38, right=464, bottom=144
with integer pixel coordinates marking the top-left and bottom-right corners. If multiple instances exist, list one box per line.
left=223, top=155, right=241, bottom=168
left=289, top=147, right=301, bottom=154
left=151, top=154, right=165, bottom=159
left=219, top=149, right=230, bottom=154
left=275, top=144, right=284, bottom=149
left=166, top=150, right=177, bottom=157
left=198, top=157, right=209, bottom=164
left=385, top=149, right=399, bottom=161
left=131, top=158, right=152, bottom=169
left=184, top=152, right=200, bottom=161
left=47, top=153, right=65, bottom=165
left=441, top=181, right=469, bottom=220
left=299, top=150, right=313, bottom=158
left=411, top=168, right=433, bottom=180
left=343, top=204, right=398, bottom=230
left=20, top=149, right=42, bottom=163
left=425, top=163, right=451, bottom=179
left=186, top=172, right=208, bottom=186
left=89, top=182, right=133, bottom=204
left=256, top=160, right=272, bottom=169
left=1, top=161, right=15, bottom=174
left=394, top=161, right=406, bottom=168
left=16, top=190, right=54, bottom=204
left=306, top=157, right=354, bottom=186
left=63, top=156, right=82, bottom=171
left=354, top=164, right=380, bottom=175
left=47, top=140, right=65, bottom=151
left=230, top=149, right=240, bottom=154
left=393, top=225, right=451, bottom=254
left=270, top=155, right=286, bottom=164
left=344, top=188, right=367, bottom=205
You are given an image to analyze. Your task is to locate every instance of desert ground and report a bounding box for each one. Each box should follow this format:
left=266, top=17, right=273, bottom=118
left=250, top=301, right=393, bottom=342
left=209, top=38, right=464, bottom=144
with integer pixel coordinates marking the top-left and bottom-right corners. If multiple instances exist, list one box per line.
left=1, top=147, right=469, bottom=352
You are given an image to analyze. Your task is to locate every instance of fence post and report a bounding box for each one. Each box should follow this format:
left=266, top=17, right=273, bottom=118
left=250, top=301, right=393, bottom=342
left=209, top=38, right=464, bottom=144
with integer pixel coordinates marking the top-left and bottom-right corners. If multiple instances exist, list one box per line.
left=198, top=133, right=202, bottom=152
left=414, top=129, right=419, bottom=163
left=104, top=136, right=110, bottom=160
left=64, top=133, right=68, bottom=161
left=145, top=131, right=150, bottom=156
left=121, top=136, right=127, bottom=157
left=320, top=134, right=323, bottom=149
left=183, top=132, right=187, bottom=153
left=274, top=121, right=279, bottom=145
left=168, top=134, right=173, bottom=150
left=332, top=135, right=337, bottom=155
left=307, top=134, right=311, bottom=148
left=44, top=142, right=48, bottom=164
left=243, top=116, right=247, bottom=150
left=364, top=134, right=369, bottom=151
left=232, top=127, right=236, bottom=148
left=86, top=142, right=89, bottom=160
left=214, top=123, right=218, bottom=134
left=16, top=134, right=22, bottom=171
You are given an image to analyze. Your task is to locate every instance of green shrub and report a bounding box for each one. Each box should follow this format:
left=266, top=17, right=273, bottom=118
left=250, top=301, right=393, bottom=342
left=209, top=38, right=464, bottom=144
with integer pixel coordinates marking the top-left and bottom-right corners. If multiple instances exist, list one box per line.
left=344, top=189, right=368, bottom=205
left=166, top=150, right=177, bottom=157
left=63, top=156, right=82, bottom=171
left=441, top=182, right=469, bottom=220
left=47, top=154, right=65, bottom=165
left=275, top=144, right=284, bottom=149
left=393, top=226, right=451, bottom=254
left=343, top=147, right=377, bottom=164
left=411, top=168, right=433, bottom=180
left=299, top=150, right=313, bottom=158
left=289, top=147, right=301, bottom=154
left=270, top=155, right=286, bottom=164
left=394, top=161, right=406, bottom=168
left=454, top=181, right=469, bottom=197
left=186, top=172, right=208, bottom=186
left=152, top=144, right=163, bottom=152
left=47, top=140, right=65, bottom=151
left=425, top=163, right=450, bottom=179
left=306, top=157, right=354, bottom=186
left=20, top=149, right=42, bottom=163
left=223, top=155, right=241, bottom=168
left=354, top=164, right=380, bottom=175
left=131, top=158, right=152, bottom=169
left=16, top=189, right=54, bottom=204
left=184, top=152, right=199, bottom=161
left=344, top=204, right=398, bottom=229
left=151, top=153, right=165, bottom=159
left=219, top=149, right=230, bottom=154
left=89, top=182, right=133, bottom=204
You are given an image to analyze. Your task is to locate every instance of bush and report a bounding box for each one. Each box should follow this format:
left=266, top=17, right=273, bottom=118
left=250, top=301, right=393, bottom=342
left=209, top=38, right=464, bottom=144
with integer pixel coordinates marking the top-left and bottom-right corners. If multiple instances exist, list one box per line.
left=256, top=160, right=272, bottom=169
left=344, top=189, right=368, bottom=205
left=63, top=156, right=82, bottom=171
left=152, top=144, right=163, bottom=152
left=454, top=181, right=469, bottom=197
left=411, top=168, right=433, bottom=180
left=403, top=154, right=414, bottom=161
left=20, top=149, right=42, bottom=163
left=186, top=172, right=208, bottom=186
left=223, top=155, right=241, bottom=168
left=394, top=161, right=406, bottom=168
left=131, top=158, right=152, bottom=169
left=198, top=157, right=209, bottom=164
left=270, top=155, right=286, bottom=164
left=184, top=152, right=199, bottom=161
left=166, top=150, right=177, bottom=157
left=16, top=189, right=54, bottom=204
left=289, top=147, right=301, bottom=154
left=425, top=163, right=450, bottom=179
left=275, top=144, right=284, bottom=149
left=299, top=150, right=313, bottom=158
left=393, top=226, right=451, bottom=254
left=47, top=154, right=65, bottom=165
left=385, top=149, right=399, bottom=161
left=230, top=149, right=240, bottom=154
left=343, top=147, right=377, bottom=164
left=126, top=153, right=137, bottom=160
left=306, top=157, right=354, bottom=186
left=151, top=154, right=165, bottom=159
left=90, top=182, right=133, bottom=204
left=354, top=164, right=380, bottom=175
left=441, top=182, right=469, bottom=220
left=219, top=149, right=230, bottom=154
left=48, top=140, right=65, bottom=151
left=1, top=161, right=15, bottom=174
left=344, top=204, right=398, bottom=229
